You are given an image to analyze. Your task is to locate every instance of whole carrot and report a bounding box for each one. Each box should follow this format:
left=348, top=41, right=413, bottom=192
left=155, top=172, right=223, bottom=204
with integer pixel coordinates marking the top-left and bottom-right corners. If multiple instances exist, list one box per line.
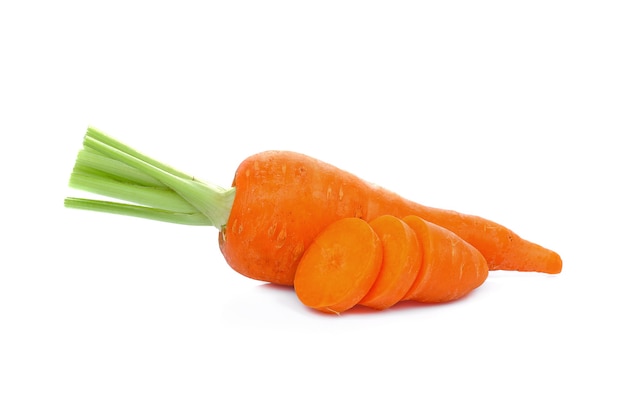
left=219, top=150, right=562, bottom=284
left=65, top=127, right=562, bottom=286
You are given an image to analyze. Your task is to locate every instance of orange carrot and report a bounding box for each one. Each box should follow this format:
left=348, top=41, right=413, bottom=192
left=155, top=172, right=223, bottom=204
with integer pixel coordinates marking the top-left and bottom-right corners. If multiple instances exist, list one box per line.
left=65, top=129, right=562, bottom=288
left=219, top=151, right=562, bottom=285
left=402, top=215, right=489, bottom=303
left=359, top=215, right=422, bottom=310
left=293, top=218, right=383, bottom=314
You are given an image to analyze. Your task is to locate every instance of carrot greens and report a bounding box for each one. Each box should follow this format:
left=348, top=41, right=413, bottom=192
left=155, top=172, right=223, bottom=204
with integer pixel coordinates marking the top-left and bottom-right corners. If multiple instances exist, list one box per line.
left=65, top=127, right=235, bottom=227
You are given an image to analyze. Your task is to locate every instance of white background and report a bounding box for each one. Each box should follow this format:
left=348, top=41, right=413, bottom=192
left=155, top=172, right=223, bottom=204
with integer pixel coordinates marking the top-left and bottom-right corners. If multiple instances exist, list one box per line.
left=1, top=1, right=625, bottom=418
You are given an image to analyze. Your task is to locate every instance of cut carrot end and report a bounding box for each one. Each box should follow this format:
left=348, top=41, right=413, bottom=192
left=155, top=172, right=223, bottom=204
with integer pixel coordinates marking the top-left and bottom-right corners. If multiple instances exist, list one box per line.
left=359, top=215, right=422, bottom=310
left=402, top=215, right=489, bottom=303
left=294, top=218, right=383, bottom=314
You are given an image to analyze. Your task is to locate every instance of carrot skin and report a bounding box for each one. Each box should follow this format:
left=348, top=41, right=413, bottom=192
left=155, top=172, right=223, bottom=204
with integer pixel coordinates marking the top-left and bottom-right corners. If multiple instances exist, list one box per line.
left=219, top=151, right=562, bottom=285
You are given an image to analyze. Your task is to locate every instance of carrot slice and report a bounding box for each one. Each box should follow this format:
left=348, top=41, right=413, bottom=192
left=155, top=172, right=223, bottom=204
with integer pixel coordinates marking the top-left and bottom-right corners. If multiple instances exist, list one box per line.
left=359, top=215, right=422, bottom=310
left=402, top=215, right=489, bottom=303
left=294, top=218, right=383, bottom=314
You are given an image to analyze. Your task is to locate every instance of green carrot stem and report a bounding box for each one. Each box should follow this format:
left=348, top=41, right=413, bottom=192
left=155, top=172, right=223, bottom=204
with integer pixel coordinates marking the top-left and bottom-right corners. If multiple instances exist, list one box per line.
left=86, top=127, right=194, bottom=180
left=64, top=198, right=212, bottom=226
left=69, top=172, right=199, bottom=213
left=73, top=148, right=165, bottom=187
left=65, top=127, right=235, bottom=228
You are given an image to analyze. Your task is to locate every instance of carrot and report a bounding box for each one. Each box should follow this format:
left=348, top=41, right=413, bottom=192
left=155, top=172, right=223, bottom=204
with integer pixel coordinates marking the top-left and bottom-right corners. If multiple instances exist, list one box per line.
left=293, top=218, right=383, bottom=314
left=218, top=150, right=561, bottom=284
left=358, top=215, right=422, bottom=310
left=65, top=127, right=562, bottom=287
left=402, top=215, right=489, bottom=303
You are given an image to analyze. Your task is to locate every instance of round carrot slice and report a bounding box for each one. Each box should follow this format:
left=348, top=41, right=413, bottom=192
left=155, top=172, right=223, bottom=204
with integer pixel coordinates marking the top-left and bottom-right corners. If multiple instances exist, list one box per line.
left=359, top=215, right=422, bottom=310
left=294, top=218, right=383, bottom=314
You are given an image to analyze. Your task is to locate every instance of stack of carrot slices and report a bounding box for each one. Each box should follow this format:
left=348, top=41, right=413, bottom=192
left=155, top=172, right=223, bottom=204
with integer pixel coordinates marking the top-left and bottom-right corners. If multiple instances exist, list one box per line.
left=293, top=215, right=489, bottom=314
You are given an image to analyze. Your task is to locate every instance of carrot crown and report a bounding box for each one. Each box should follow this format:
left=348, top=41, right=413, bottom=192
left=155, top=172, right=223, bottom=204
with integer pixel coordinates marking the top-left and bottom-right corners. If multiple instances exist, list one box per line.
left=65, top=127, right=235, bottom=228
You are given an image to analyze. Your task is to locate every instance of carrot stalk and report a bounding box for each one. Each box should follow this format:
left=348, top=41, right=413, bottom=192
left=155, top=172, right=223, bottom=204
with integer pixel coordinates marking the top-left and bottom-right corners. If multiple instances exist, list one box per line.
left=293, top=218, right=383, bottom=314
left=72, top=148, right=165, bottom=187
left=65, top=127, right=234, bottom=228
left=69, top=172, right=198, bottom=214
left=359, top=215, right=422, bottom=310
left=64, top=198, right=213, bottom=226
left=81, top=130, right=235, bottom=227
